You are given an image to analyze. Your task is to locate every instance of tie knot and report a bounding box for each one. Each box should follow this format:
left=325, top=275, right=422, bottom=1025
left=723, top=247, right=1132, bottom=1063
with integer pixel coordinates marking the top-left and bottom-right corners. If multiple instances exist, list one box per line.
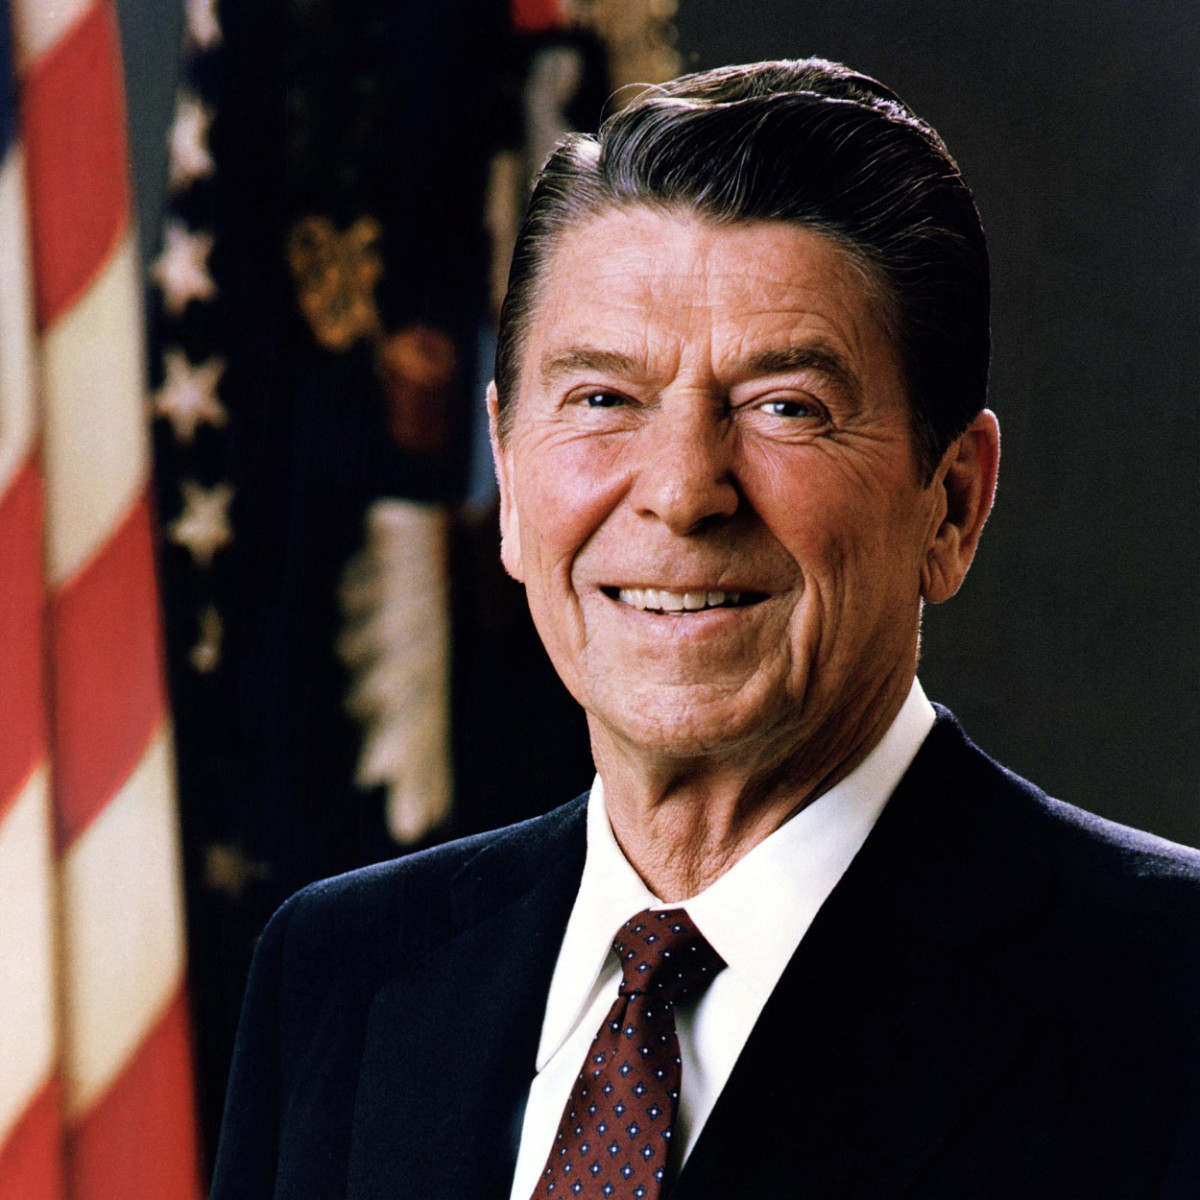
left=612, top=907, right=725, bottom=1007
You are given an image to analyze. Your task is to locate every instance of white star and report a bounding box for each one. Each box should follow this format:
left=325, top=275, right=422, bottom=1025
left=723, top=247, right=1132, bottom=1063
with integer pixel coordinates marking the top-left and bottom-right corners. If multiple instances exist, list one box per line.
left=167, top=92, right=215, bottom=192
left=155, top=348, right=227, bottom=443
left=170, top=480, right=234, bottom=568
left=190, top=605, right=224, bottom=673
left=150, top=221, right=217, bottom=317
left=187, top=0, right=222, bottom=50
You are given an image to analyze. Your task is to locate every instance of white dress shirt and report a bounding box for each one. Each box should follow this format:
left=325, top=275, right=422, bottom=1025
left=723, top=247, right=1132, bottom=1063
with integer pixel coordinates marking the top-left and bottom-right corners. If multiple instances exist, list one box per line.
left=508, top=679, right=936, bottom=1199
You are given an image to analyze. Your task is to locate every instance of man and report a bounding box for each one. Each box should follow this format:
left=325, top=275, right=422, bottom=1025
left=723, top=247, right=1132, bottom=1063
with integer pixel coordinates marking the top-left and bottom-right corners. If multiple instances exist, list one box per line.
left=210, top=59, right=1200, bottom=1198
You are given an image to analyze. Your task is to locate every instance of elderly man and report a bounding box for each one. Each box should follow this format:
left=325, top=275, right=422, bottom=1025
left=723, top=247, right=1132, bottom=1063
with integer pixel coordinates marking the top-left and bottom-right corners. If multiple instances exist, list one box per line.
left=211, top=59, right=1200, bottom=1199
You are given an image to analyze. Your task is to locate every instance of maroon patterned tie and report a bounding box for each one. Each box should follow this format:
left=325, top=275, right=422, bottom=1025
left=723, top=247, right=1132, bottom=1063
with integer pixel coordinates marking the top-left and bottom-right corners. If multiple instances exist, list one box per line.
left=531, top=908, right=726, bottom=1199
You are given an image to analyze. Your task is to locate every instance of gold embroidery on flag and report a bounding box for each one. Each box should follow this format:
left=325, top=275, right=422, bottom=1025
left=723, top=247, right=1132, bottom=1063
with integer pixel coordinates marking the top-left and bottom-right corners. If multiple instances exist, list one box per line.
left=286, top=215, right=384, bottom=353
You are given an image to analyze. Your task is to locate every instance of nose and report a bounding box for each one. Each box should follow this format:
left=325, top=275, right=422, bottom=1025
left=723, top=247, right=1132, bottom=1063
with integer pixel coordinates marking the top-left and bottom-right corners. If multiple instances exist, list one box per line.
left=628, top=401, right=739, bottom=535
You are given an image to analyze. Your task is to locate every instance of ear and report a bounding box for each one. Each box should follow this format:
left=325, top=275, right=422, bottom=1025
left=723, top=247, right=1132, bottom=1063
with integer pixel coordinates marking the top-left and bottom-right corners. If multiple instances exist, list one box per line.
left=487, top=381, right=524, bottom=581
left=920, top=409, right=1000, bottom=604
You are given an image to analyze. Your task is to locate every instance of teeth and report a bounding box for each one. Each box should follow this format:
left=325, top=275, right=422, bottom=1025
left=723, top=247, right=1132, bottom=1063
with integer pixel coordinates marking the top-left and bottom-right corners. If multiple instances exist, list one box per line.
left=616, top=588, right=743, bottom=612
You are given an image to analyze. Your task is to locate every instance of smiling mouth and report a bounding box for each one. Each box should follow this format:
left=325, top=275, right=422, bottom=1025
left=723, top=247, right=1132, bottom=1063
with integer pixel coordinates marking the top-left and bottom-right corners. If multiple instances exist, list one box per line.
left=603, top=587, right=767, bottom=613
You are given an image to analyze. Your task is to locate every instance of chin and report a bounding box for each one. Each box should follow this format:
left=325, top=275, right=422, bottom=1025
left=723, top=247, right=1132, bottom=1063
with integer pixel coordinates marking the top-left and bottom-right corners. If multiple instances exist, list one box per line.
left=592, top=684, right=788, bottom=762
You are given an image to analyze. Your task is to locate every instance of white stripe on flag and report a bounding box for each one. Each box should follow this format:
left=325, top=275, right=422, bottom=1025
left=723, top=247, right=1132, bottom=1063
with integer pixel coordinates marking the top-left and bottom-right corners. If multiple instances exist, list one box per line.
left=0, top=144, right=37, bottom=489
left=8, top=0, right=93, bottom=74
left=40, top=231, right=149, bottom=586
left=59, top=724, right=188, bottom=1119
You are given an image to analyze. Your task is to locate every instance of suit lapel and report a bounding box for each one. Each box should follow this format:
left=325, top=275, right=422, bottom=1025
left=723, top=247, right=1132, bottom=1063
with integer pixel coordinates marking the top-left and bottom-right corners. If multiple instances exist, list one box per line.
left=347, top=798, right=588, bottom=1200
left=674, top=714, right=1055, bottom=1199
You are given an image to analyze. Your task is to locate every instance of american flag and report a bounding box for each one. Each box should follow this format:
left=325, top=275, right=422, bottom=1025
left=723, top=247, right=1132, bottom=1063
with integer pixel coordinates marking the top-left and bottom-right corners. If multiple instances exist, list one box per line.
left=0, top=1, right=201, bottom=1196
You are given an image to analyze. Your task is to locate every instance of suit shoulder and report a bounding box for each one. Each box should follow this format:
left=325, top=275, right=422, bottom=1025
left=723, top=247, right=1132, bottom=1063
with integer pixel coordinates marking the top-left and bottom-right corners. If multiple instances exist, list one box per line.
left=260, top=793, right=589, bottom=972
left=931, top=710, right=1200, bottom=949
left=932, top=707, right=1200, bottom=877
left=1037, top=790, right=1200, bottom=886
left=1030, top=792, right=1200, bottom=962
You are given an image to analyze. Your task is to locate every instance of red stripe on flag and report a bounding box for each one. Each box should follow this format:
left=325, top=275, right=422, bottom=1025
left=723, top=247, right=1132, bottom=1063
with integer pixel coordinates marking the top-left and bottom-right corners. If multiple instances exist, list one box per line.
left=47, top=491, right=166, bottom=849
left=0, top=456, right=47, bottom=821
left=65, top=988, right=202, bottom=1200
left=0, top=1077, right=66, bottom=1200
left=21, top=0, right=131, bottom=331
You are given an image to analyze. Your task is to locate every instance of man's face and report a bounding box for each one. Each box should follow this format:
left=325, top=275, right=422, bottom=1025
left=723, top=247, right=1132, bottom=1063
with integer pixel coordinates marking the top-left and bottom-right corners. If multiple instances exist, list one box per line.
left=492, top=207, right=951, bottom=769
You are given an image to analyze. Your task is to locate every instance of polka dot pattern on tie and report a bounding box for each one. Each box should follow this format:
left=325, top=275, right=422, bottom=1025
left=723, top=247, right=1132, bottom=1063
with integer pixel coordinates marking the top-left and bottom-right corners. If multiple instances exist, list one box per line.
left=531, top=908, right=725, bottom=1199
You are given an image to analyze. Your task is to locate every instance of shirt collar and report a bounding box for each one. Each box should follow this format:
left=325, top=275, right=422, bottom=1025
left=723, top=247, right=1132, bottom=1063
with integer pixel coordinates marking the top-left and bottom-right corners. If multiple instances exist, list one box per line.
left=535, top=678, right=936, bottom=1068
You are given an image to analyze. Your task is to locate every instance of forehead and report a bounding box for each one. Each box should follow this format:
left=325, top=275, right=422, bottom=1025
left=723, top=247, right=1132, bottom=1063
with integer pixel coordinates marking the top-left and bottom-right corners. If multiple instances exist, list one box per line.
left=520, top=207, right=898, bottom=388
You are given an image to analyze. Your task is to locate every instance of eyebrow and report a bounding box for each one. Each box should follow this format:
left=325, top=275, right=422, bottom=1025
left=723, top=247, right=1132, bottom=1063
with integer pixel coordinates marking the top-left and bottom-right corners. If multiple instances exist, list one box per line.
left=538, top=347, right=641, bottom=388
left=739, top=346, right=862, bottom=403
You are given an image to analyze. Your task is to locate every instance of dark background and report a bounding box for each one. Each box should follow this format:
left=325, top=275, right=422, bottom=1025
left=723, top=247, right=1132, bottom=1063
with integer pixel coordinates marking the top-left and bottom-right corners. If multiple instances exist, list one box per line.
left=116, top=1, right=1197, bottom=852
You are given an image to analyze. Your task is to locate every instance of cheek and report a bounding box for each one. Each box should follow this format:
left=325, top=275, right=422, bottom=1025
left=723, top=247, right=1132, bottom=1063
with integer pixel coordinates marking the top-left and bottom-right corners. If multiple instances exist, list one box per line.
left=743, top=449, right=931, bottom=594
left=742, top=451, right=865, bottom=563
left=513, top=436, right=629, bottom=571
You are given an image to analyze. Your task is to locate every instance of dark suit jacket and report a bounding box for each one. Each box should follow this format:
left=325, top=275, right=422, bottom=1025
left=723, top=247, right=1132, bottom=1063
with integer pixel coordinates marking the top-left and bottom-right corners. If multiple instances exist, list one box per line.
left=209, top=710, right=1200, bottom=1198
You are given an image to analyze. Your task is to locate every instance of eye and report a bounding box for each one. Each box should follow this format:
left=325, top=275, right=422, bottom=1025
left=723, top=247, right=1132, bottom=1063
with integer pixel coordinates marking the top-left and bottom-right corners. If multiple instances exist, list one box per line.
left=582, top=390, right=626, bottom=409
left=737, top=390, right=832, bottom=440
left=757, top=397, right=821, bottom=419
left=562, top=385, right=642, bottom=426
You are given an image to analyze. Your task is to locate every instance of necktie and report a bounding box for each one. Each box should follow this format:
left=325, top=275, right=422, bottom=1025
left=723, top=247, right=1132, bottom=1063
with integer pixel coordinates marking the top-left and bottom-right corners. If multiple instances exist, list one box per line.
left=532, top=908, right=726, bottom=1198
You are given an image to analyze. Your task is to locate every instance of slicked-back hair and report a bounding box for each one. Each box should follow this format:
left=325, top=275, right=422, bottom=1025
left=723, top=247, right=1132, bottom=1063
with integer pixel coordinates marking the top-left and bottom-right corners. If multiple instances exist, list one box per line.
left=493, top=58, right=990, bottom=482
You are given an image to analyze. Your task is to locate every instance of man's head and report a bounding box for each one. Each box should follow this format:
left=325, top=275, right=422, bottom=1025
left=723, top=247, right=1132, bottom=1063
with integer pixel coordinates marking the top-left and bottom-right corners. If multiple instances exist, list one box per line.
left=488, top=59, right=998, bottom=784
left=494, top=58, right=990, bottom=482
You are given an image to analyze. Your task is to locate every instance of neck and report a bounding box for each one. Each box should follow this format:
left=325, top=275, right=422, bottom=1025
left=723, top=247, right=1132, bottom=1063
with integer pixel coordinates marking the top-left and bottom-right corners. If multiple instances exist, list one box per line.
left=591, top=676, right=913, bottom=902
